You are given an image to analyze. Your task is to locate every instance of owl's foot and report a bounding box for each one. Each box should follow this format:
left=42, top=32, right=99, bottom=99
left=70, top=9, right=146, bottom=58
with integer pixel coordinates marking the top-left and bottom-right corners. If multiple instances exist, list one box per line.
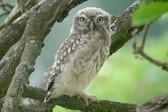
left=75, top=92, right=99, bottom=106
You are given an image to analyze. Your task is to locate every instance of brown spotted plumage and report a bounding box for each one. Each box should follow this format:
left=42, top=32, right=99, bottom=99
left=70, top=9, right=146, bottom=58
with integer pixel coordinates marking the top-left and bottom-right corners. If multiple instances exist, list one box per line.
left=40, top=7, right=111, bottom=106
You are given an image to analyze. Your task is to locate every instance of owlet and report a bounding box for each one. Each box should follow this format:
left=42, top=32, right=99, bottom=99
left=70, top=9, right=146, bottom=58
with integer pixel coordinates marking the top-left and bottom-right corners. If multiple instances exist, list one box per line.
left=41, top=7, right=111, bottom=106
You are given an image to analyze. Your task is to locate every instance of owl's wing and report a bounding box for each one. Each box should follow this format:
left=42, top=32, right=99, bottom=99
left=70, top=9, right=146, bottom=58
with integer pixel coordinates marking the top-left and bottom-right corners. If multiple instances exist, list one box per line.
left=56, top=33, right=81, bottom=64
left=43, top=33, right=81, bottom=102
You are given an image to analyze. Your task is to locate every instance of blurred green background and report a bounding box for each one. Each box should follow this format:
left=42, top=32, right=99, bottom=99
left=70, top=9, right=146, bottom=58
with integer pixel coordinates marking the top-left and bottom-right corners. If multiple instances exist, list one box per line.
left=1, top=0, right=167, bottom=112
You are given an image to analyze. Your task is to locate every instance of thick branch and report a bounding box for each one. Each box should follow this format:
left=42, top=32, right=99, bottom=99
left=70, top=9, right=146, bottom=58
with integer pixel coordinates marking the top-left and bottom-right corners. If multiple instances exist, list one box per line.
left=137, top=95, right=168, bottom=112
left=17, top=0, right=26, bottom=13
left=0, top=14, right=29, bottom=60
left=22, top=85, right=137, bottom=112
left=0, top=97, right=52, bottom=112
left=109, top=0, right=144, bottom=55
left=22, top=86, right=168, bottom=112
left=0, top=37, right=26, bottom=98
left=1, top=86, right=136, bottom=112
left=135, top=49, right=168, bottom=71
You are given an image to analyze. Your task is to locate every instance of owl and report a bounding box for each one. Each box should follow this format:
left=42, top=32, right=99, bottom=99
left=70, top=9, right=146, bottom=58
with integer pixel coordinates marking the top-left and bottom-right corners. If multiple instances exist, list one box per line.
left=41, top=7, right=111, bottom=106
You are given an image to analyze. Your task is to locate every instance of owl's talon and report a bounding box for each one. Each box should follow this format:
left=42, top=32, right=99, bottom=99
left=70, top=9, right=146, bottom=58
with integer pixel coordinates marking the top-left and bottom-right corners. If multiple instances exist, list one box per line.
left=83, top=95, right=99, bottom=106
left=76, top=92, right=99, bottom=107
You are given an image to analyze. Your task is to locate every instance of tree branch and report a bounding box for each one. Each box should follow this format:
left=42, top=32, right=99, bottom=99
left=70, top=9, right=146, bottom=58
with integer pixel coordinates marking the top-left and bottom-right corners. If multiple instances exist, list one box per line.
left=0, top=1, right=14, bottom=17
left=0, top=0, right=37, bottom=60
left=17, top=0, right=26, bottom=14
left=137, top=95, right=168, bottom=112
left=0, top=37, right=26, bottom=98
left=21, top=85, right=137, bottom=112
left=0, top=0, right=37, bottom=30
left=132, top=24, right=168, bottom=71
left=0, top=13, right=29, bottom=60
left=109, top=0, right=144, bottom=55
left=22, top=86, right=168, bottom=112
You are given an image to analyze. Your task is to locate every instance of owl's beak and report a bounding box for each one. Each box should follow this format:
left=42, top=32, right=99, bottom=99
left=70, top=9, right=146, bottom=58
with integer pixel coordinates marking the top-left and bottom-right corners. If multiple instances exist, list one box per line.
left=89, top=21, right=95, bottom=30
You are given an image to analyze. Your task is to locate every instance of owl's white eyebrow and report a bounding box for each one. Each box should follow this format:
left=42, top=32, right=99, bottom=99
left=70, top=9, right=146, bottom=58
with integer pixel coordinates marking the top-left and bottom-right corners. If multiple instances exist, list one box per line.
left=78, top=14, right=87, bottom=18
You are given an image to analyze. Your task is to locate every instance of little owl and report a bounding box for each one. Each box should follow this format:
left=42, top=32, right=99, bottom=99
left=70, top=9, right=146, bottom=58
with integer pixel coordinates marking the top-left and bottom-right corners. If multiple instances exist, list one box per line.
left=41, top=7, right=112, bottom=106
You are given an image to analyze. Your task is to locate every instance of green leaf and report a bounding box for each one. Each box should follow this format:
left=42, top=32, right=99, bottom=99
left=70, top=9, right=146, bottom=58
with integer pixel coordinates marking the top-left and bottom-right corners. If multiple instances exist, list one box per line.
left=132, top=2, right=168, bottom=26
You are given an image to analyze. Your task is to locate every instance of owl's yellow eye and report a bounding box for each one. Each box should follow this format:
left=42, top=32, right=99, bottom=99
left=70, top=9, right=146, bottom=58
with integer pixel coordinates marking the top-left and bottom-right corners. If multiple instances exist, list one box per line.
left=97, top=17, right=104, bottom=22
left=80, top=17, right=86, bottom=22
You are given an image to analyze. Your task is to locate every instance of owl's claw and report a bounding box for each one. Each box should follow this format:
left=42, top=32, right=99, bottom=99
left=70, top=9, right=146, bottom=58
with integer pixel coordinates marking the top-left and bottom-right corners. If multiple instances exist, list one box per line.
left=76, top=92, right=99, bottom=106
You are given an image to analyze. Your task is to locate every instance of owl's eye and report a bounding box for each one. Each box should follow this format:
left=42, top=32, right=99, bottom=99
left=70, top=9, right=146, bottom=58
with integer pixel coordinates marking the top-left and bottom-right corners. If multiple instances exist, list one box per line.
left=79, top=17, right=86, bottom=22
left=97, top=17, right=104, bottom=22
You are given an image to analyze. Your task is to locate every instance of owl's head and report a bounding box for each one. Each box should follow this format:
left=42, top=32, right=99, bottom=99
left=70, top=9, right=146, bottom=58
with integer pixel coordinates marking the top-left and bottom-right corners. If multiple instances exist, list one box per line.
left=72, top=7, right=111, bottom=32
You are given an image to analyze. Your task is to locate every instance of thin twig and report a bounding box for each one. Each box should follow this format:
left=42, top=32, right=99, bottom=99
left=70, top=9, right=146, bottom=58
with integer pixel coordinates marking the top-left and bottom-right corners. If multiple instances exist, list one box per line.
left=132, top=29, right=140, bottom=59
left=141, top=24, right=149, bottom=50
left=0, top=2, right=14, bottom=9
left=0, top=2, right=13, bottom=17
left=138, top=50, right=168, bottom=71
left=3, top=2, right=14, bottom=9
left=0, top=4, right=20, bottom=30
left=17, top=0, right=26, bottom=14
left=132, top=24, right=168, bottom=71
left=0, top=11, right=10, bottom=17
left=0, top=0, right=34, bottom=30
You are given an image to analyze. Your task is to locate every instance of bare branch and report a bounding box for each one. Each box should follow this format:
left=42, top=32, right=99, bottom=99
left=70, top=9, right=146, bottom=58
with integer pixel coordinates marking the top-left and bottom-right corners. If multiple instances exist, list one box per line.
left=22, top=85, right=137, bottom=112
left=141, top=24, right=149, bottom=50
left=0, top=0, right=37, bottom=30
left=0, top=11, right=10, bottom=17
left=0, top=13, right=29, bottom=60
left=0, top=96, right=52, bottom=112
left=0, top=1, right=14, bottom=17
left=137, top=95, right=168, bottom=112
left=0, top=47, right=14, bottom=70
left=17, top=0, right=26, bottom=13
left=109, top=0, right=143, bottom=55
left=0, top=0, right=38, bottom=60
left=132, top=24, right=168, bottom=71
left=0, top=2, right=14, bottom=9
left=0, top=43, right=26, bottom=99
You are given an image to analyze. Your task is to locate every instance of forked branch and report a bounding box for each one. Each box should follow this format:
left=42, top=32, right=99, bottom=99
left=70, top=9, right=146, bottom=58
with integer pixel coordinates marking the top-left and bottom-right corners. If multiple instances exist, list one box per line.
left=132, top=24, right=168, bottom=71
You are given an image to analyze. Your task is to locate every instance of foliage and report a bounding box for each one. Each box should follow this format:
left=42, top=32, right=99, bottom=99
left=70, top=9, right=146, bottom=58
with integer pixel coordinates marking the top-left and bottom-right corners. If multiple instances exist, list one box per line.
left=132, top=2, right=168, bottom=26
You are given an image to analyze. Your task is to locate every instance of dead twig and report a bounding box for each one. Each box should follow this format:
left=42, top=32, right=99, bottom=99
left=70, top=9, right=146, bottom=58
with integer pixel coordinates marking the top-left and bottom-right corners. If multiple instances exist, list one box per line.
left=132, top=24, right=168, bottom=71
left=0, top=0, right=35, bottom=30
left=17, top=0, right=26, bottom=14
left=0, top=2, right=14, bottom=17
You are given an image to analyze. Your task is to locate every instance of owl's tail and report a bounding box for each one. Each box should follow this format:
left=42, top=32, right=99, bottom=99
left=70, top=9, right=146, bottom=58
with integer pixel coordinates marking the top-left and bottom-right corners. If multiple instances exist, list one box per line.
left=44, top=76, right=55, bottom=103
left=43, top=67, right=59, bottom=103
left=44, top=92, right=52, bottom=103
